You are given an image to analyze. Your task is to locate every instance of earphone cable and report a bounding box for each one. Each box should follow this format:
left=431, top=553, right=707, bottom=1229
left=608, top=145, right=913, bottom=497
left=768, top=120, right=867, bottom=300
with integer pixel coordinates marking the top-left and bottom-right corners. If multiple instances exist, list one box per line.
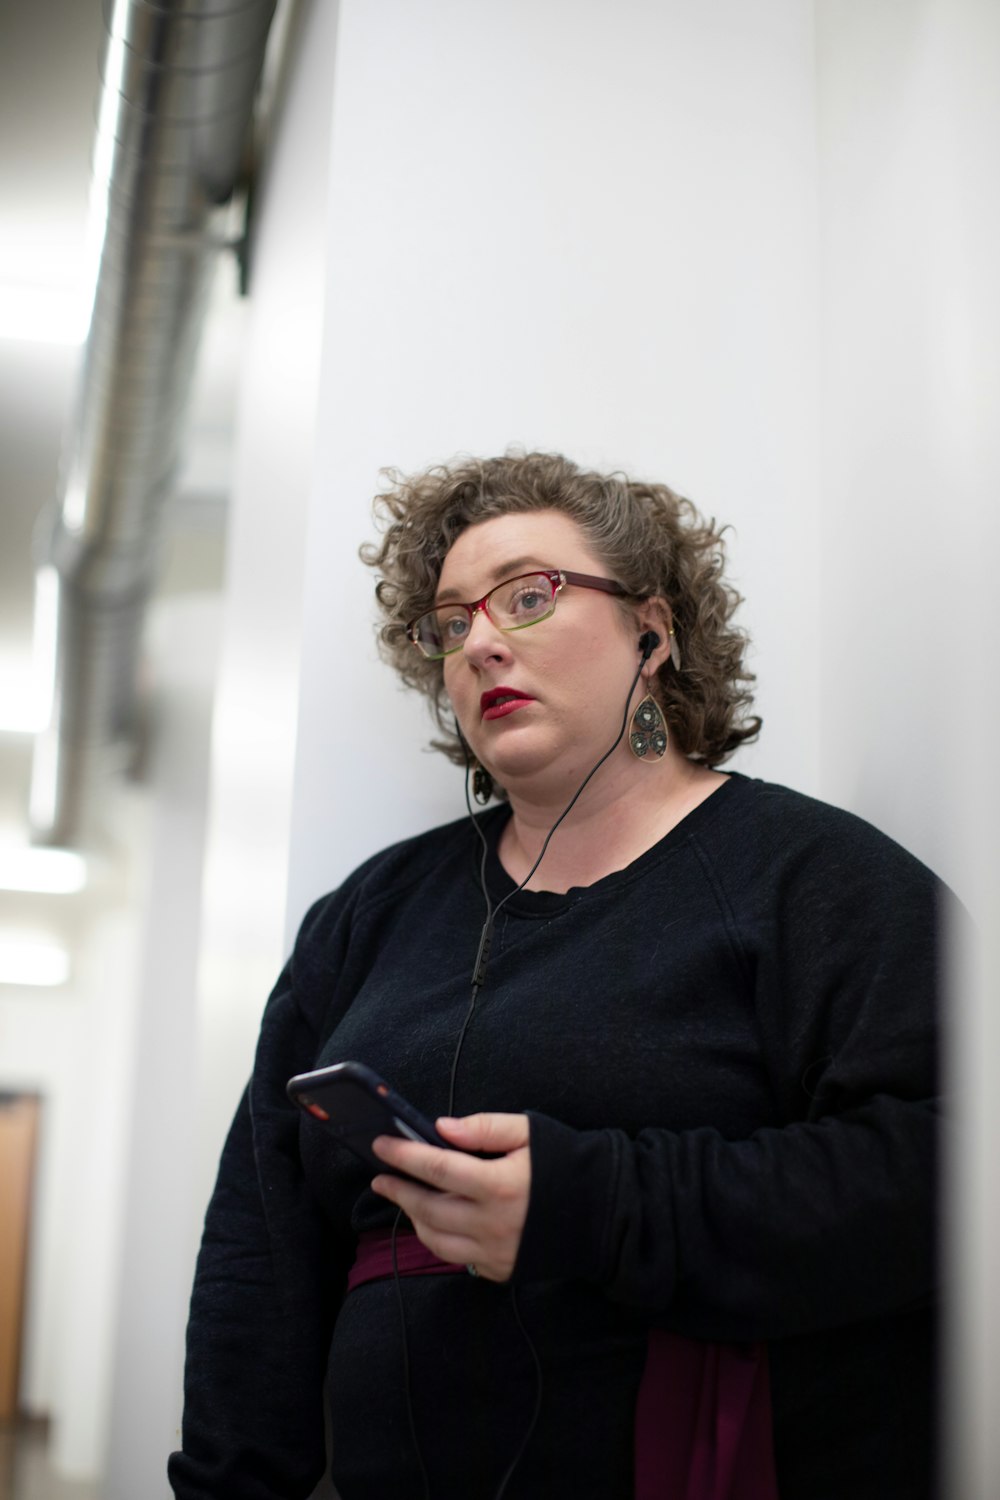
left=450, top=653, right=647, bottom=1496
left=476, top=651, right=646, bottom=951
left=447, top=762, right=495, bottom=1116
left=391, top=1206, right=432, bottom=1500
left=493, top=1288, right=544, bottom=1500
left=397, top=652, right=649, bottom=1496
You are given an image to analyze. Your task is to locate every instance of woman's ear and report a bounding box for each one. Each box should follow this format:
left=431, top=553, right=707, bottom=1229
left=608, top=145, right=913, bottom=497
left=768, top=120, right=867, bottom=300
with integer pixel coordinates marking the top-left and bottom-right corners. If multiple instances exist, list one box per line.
left=664, top=602, right=681, bottom=671
left=637, top=599, right=678, bottom=676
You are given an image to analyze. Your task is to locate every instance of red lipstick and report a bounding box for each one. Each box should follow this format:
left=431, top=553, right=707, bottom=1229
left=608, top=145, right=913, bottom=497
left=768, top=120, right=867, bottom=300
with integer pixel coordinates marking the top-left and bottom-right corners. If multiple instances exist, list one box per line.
left=480, top=687, right=535, bottom=720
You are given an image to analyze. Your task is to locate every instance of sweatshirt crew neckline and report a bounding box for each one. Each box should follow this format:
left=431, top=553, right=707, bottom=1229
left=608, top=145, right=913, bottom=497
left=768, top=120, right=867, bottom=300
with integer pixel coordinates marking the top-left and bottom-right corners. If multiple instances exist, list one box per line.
left=480, top=770, right=746, bottom=916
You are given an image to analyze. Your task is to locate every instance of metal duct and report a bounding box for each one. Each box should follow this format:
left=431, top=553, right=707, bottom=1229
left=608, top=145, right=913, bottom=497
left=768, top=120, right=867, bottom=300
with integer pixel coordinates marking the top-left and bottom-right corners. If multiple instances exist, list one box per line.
left=29, top=0, right=277, bottom=845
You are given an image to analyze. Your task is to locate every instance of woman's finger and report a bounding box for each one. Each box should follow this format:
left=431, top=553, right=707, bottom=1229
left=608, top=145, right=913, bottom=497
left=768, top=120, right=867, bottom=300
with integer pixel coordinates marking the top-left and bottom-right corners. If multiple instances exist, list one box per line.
left=370, top=1116, right=532, bottom=1283
left=371, top=1135, right=496, bottom=1197
left=435, top=1112, right=530, bottom=1154
left=369, top=1175, right=498, bottom=1272
left=370, top=1172, right=441, bottom=1222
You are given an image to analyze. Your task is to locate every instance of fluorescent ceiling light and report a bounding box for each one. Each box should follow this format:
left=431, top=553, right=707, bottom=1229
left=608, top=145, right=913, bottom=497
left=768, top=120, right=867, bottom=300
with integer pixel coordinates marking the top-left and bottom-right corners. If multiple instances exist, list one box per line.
left=0, top=285, right=89, bottom=347
left=0, top=698, right=45, bottom=733
left=0, top=847, right=87, bottom=895
left=0, top=664, right=47, bottom=734
left=0, top=568, right=60, bottom=734
left=0, top=939, right=70, bottom=988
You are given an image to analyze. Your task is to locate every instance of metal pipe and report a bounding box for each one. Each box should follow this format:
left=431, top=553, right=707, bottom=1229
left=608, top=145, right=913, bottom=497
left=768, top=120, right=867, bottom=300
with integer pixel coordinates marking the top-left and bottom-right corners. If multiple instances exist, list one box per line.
left=30, top=0, right=276, bottom=844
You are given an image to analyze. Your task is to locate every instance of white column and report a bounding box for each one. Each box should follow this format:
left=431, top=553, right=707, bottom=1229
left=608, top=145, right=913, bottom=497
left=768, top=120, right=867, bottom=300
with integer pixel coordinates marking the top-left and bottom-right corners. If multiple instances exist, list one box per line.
left=103, top=0, right=345, bottom=1490
left=102, top=597, right=220, bottom=1498
left=815, top=1, right=1000, bottom=1493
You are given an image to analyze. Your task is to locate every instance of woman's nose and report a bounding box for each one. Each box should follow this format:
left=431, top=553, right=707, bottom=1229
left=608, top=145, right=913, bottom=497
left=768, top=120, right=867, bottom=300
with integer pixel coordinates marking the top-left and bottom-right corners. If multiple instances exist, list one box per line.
left=461, top=604, right=511, bottom=665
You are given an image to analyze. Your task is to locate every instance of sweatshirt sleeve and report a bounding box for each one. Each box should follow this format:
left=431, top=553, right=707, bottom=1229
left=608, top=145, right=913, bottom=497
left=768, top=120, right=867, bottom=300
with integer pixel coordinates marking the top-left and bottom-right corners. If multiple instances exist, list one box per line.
left=512, top=805, right=948, bottom=1344
left=168, top=896, right=355, bottom=1500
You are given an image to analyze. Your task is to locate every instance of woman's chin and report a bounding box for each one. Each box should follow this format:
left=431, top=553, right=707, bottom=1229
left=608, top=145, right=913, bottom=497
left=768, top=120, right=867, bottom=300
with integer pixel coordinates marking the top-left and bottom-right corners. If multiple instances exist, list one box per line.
left=471, top=726, right=543, bottom=778
left=477, top=752, right=540, bottom=794
left=484, top=749, right=583, bottom=801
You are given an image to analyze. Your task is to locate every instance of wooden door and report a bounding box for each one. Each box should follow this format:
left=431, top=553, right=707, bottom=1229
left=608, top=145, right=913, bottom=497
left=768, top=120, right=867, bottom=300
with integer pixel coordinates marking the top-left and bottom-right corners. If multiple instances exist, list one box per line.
left=0, top=1093, right=39, bottom=1423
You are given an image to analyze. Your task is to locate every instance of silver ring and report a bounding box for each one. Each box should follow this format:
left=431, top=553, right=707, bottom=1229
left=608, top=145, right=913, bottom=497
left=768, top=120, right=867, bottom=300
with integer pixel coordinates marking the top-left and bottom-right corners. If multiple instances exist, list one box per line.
left=466, top=1262, right=479, bottom=1278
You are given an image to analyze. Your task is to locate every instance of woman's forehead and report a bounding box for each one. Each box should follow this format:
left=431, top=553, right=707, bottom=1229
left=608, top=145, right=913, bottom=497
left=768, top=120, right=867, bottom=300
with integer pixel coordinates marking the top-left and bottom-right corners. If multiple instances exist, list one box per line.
left=437, top=509, right=599, bottom=595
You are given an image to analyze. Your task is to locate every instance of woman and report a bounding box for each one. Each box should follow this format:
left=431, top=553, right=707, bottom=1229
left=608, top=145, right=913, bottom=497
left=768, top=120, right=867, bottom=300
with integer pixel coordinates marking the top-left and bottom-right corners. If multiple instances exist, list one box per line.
left=169, top=452, right=942, bottom=1500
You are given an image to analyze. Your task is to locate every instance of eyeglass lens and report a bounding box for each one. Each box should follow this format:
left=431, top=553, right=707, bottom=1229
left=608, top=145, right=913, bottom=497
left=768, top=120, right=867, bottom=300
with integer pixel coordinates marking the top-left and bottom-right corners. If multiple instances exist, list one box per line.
left=413, top=573, right=558, bottom=658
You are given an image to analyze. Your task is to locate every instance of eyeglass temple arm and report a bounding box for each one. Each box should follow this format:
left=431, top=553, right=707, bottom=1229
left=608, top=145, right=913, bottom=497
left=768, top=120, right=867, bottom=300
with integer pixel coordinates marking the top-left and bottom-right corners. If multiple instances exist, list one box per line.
left=559, top=570, right=628, bottom=597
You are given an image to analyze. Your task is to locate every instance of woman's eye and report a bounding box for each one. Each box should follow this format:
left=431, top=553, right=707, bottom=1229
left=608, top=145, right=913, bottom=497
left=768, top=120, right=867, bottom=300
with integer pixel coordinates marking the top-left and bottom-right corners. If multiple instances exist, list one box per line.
left=512, top=589, right=542, bottom=612
left=443, top=614, right=469, bottom=640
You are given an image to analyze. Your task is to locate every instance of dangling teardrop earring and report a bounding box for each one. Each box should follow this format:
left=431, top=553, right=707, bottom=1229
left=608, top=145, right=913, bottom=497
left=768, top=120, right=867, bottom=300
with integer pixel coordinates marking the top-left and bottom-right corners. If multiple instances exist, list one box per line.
left=472, top=765, right=494, bottom=805
left=629, top=694, right=668, bottom=761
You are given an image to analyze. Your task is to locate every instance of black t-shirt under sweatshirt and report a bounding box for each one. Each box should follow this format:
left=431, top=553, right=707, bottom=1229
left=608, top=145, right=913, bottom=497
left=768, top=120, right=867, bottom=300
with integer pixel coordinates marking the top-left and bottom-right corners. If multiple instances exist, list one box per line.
left=169, top=773, right=944, bottom=1500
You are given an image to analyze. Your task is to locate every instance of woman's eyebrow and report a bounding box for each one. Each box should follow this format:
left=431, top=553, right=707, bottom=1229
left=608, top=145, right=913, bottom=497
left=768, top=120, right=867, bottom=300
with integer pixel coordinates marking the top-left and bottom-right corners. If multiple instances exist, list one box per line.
left=435, top=557, right=548, bottom=604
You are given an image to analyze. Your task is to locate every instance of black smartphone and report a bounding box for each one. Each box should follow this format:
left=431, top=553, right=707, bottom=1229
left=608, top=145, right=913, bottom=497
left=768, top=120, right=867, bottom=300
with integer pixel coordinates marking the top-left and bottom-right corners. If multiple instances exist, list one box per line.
left=286, top=1061, right=451, bottom=1179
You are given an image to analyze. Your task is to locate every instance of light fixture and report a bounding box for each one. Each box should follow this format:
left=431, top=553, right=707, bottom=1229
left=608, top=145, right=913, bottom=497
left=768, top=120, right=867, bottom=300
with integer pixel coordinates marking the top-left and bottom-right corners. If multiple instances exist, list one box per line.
left=0, top=285, right=90, bottom=347
left=0, top=567, right=60, bottom=735
left=0, top=667, right=43, bottom=734
left=0, top=939, right=70, bottom=988
left=0, top=846, right=87, bottom=895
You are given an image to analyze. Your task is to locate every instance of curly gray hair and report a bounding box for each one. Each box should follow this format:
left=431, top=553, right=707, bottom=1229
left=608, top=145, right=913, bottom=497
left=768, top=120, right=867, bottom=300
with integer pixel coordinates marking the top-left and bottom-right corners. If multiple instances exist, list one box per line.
left=359, top=450, right=760, bottom=767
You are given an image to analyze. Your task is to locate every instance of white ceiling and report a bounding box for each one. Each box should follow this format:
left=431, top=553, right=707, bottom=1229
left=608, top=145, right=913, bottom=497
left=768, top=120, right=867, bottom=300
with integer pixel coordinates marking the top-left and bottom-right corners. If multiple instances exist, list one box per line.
left=0, top=0, right=244, bottom=820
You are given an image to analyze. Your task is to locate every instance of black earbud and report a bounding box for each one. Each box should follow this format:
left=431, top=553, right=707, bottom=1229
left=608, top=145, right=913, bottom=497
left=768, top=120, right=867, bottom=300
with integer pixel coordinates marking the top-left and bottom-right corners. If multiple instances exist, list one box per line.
left=638, top=631, right=661, bottom=661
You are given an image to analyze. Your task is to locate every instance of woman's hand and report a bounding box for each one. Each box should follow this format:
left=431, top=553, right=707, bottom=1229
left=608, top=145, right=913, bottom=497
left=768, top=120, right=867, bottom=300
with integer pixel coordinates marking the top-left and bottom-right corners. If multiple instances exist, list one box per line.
left=371, top=1113, right=531, bottom=1283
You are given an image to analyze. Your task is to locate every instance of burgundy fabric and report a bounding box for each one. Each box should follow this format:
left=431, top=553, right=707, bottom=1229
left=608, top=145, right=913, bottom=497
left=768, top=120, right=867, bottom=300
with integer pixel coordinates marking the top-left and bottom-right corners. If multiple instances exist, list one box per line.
left=633, top=1329, right=779, bottom=1500
left=348, top=1229, right=779, bottom=1498
left=346, top=1226, right=465, bottom=1292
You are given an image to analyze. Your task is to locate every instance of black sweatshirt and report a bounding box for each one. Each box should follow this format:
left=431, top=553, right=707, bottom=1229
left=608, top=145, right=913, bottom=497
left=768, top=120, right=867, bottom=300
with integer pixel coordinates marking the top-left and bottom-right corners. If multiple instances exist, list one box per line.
left=169, top=774, right=944, bottom=1500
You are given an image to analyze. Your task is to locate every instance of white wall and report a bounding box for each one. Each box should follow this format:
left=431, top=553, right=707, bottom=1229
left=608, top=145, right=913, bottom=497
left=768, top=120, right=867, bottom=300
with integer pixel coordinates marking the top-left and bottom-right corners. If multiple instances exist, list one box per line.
left=816, top=0, right=994, bottom=890
left=286, top=0, right=824, bottom=933
left=102, top=596, right=220, bottom=1498
left=1, top=960, right=125, bottom=1432
left=815, top=2, right=1000, bottom=1494
left=186, top=0, right=342, bottom=1215
left=1, top=851, right=146, bottom=1478
left=3, top=596, right=218, bottom=1484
